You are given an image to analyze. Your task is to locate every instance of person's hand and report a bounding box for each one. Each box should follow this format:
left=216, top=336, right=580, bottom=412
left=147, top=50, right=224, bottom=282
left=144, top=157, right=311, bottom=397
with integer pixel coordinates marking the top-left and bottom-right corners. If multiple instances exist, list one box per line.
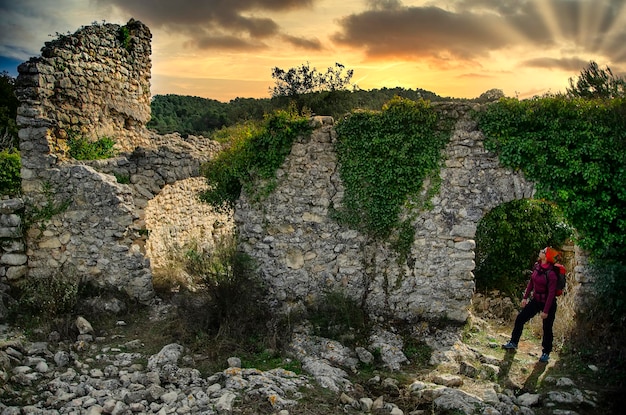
left=521, top=298, right=528, bottom=307
left=540, top=312, right=548, bottom=319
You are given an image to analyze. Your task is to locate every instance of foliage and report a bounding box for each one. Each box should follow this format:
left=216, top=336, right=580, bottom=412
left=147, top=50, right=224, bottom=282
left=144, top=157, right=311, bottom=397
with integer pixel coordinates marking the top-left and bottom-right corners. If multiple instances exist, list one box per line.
left=24, top=181, right=71, bottom=230
left=67, top=133, right=116, bottom=160
left=200, top=108, right=311, bottom=209
left=567, top=61, right=626, bottom=99
left=117, top=26, right=131, bottom=50
left=270, top=62, right=355, bottom=98
left=0, top=71, right=18, bottom=150
left=0, top=149, right=21, bottom=196
left=334, top=97, right=450, bottom=240
left=184, top=235, right=264, bottom=332
left=476, top=95, right=626, bottom=260
left=307, top=289, right=368, bottom=346
left=148, top=94, right=231, bottom=136
left=475, top=199, right=572, bottom=296
left=147, top=87, right=445, bottom=137
left=114, top=172, right=130, bottom=184
left=13, top=270, right=81, bottom=317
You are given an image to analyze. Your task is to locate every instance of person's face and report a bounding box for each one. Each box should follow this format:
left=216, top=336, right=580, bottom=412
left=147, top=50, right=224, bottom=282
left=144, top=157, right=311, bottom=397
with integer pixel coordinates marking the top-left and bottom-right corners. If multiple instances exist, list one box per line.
left=538, top=248, right=547, bottom=261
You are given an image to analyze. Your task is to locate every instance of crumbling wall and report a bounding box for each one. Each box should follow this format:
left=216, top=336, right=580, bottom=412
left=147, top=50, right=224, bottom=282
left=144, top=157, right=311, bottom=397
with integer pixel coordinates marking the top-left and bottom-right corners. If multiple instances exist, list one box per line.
left=235, top=108, right=539, bottom=323
left=11, top=20, right=222, bottom=302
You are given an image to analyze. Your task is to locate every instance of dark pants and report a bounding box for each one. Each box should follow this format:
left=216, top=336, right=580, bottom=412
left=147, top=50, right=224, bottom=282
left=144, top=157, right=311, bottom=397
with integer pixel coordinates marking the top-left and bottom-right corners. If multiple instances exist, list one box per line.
left=510, top=298, right=557, bottom=354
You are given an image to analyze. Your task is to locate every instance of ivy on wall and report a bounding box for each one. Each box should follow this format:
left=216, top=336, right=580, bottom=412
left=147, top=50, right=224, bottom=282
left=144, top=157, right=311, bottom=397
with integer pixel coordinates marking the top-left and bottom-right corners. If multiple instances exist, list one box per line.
left=476, top=96, right=626, bottom=259
left=200, top=108, right=311, bottom=209
left=475, top=199, right=572, bottom=297
left=333, top=97, right=450, bottom=244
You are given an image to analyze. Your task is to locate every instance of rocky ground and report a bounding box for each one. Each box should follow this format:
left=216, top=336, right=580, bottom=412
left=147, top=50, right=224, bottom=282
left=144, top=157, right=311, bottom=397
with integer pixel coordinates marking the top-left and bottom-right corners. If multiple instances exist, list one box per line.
left=0, top=298, right=620, bottom=415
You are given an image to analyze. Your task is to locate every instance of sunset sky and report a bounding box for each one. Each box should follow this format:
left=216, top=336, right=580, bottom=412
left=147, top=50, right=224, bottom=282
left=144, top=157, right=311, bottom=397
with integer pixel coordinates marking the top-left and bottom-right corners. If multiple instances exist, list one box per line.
left=1, top=0, right=626, bottom=102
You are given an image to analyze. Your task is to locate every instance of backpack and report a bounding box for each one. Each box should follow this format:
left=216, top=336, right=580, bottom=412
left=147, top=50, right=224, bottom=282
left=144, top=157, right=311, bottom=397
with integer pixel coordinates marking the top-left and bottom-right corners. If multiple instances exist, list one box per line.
left=542, top=263, right=566, bottom=296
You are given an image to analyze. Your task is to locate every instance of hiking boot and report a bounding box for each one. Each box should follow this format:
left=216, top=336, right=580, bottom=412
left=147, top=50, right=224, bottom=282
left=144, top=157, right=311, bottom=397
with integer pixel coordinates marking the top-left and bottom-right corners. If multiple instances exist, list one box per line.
left=539, top=353, right=550, bottom=362
left=502, top=341, right=517, bottom=350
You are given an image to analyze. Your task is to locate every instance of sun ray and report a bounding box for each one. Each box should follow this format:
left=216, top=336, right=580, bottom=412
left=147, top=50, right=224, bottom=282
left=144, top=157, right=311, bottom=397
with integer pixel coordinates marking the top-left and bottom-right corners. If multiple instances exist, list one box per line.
left=533, top=0, right=564, bottom=42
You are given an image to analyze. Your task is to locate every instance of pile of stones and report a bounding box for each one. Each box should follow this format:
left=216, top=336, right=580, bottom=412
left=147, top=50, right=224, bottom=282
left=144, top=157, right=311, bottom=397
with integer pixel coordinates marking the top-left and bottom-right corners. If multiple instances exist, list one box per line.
left=0, top=311, right=601, bottom=415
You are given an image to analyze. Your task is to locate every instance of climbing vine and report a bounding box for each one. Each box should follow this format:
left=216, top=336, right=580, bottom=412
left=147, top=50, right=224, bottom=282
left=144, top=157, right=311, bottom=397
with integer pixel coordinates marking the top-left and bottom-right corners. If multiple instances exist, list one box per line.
left=476, top=96, right=626, bottom=259
left=200, top=108, right=311, bottom=210
left=334, top=97, right=450, bottom=245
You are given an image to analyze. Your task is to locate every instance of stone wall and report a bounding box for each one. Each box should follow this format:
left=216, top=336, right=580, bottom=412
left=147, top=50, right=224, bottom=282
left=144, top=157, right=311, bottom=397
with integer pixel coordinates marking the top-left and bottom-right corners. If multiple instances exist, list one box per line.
left=10, top=20, right=222, bottom=302
left=5, top=19, right=593, bottom=323
left=235, top=108, right=540, bottom=323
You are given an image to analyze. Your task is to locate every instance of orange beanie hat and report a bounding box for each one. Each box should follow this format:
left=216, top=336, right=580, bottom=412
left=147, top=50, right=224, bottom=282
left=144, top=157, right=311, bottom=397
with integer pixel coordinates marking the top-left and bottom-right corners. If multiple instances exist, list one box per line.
left=545, top=247, right=559, bottom=264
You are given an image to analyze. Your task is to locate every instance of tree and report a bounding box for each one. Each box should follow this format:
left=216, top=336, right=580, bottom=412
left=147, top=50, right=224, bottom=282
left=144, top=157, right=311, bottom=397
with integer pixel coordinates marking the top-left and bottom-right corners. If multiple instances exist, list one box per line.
left=567, top=61, right=626, bottom=99
left=269, top=62, right=355, bottom=98
left=0, top=71, right=19, bottom=150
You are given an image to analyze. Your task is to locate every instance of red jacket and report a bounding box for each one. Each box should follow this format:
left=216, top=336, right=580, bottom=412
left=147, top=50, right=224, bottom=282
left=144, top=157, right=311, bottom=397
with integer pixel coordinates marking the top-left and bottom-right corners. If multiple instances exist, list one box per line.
left=523, top=262, right=557, bottom=314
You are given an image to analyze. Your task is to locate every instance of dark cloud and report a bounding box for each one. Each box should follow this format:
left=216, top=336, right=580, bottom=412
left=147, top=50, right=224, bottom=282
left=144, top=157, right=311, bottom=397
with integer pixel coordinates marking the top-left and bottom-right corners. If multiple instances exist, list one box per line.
left=189, top=34, right=267, bottom=51
left=332, top=5, right=510, bottom=62
left=281, top=34, right=322, bottom=50
left=97, top=0, right=314, bottom=40
left=332, top=0, right=626, bottom=68
left=522, top=57, right=590, bottom=72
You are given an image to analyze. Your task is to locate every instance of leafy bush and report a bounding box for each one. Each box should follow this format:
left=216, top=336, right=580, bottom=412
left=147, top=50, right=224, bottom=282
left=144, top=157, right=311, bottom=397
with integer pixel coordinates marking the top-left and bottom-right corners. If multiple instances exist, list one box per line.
left=0, top=149, right=21, bottom=196
left=307, top=290, right=368, bottom=346
left=13, top=270, right=80, bottom=317
left=476, top=95, right=626, bottom=259
left=176, top=235, right=270, bottom=342
left=567, top=61, right=626, bottom=99
left=475, top=199, right=572, bottom=296
left=67, top=134, right=116, bottom=160
left=200, top=108, right=311, bottom=209
left=334, top=96, right=450, bottom=240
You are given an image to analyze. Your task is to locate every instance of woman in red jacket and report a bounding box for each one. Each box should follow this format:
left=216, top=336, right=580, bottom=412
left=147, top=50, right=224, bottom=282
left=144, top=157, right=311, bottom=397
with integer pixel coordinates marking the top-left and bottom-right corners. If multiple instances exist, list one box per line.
left=502, top=247, right=559, bottom=363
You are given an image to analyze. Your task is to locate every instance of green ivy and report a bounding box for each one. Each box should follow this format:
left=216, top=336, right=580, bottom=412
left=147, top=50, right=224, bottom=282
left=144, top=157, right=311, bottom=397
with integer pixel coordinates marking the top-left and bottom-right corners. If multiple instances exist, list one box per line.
left=117, top=26, right=131, bottom=50
left=67, top=133, right=116, bottom=160
left=476, top=96, right=626, bottom=259
left=0, top=149, right=21, bottom=196
left=334, top=96, right=450, bottom=241
left=475, top=199, right=572, bottom=297
left=200, top=108, right=311, bottom=209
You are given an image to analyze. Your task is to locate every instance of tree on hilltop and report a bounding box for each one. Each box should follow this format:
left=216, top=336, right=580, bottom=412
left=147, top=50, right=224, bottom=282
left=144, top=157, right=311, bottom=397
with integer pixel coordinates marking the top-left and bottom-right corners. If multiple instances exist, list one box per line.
left=270, top=62, right=356, bottom=98
left=567, top=61, right=626, bottom=99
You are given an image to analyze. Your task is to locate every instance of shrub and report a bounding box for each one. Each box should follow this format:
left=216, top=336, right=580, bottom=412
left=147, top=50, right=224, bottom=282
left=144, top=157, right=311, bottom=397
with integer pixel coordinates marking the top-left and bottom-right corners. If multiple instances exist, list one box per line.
left=13, top=270, right=81, bottom=317
left=307, top=290, right=368, bottom=346
left=200, top=108, right=311, bottom=209
left=67, top=133, right=116, bottom=160
left=475, top=199, right=572, bottom=297
left=334, top=97, right=450, bottom=241
left=0, top=149, right=21, bottom=196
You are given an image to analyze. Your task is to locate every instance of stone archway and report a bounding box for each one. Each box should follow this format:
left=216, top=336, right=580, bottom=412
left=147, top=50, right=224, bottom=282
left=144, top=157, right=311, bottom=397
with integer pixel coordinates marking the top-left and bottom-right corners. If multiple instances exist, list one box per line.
left=234, top=106, right=538, bottom=323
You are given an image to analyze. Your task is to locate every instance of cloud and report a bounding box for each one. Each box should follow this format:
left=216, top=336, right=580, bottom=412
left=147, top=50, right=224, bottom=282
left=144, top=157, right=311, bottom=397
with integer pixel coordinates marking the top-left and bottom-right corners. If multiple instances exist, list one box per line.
left=332, top=0, right=626, bottom=68
left=522, top=57, right=590, bottom=72
left=97, top=0, right=315, bottom=40
left=188, top=34, right=268, bottom=51
left=332, top=5, right=513, bottom=62
left=281, top=34, right=322, bottom=50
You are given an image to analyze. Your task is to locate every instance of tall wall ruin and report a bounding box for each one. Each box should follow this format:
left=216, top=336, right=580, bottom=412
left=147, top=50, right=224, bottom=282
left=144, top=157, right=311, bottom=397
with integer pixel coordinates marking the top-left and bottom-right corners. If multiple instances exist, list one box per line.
left=8, top=20, right=222, bottom=302
left=235, top=110, right=538, bottom=323
left=2, top=19, right=592, bottom=322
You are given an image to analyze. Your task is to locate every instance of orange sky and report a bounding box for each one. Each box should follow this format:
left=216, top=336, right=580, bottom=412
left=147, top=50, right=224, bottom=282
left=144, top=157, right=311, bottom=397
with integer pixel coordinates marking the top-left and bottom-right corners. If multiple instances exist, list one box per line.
left=2, top=0, right=626, bottom=102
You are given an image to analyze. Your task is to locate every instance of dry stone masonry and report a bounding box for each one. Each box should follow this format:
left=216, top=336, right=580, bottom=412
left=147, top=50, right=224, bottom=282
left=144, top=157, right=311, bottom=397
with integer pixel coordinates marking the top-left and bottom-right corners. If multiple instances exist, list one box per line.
left=10, top=20, right=223, bottom=303
left=235, top=110, right=540, bottom=323
left=3, top=18, right=593, bottom=323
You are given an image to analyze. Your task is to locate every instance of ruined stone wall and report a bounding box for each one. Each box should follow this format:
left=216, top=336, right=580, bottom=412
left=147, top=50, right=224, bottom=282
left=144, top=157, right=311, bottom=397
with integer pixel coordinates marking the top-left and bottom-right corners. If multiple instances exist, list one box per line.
left=5, top=18, right=593, bottom=321
left=10, top=20, right=224, bottom=302
left=235, top=108, right=539, bottom=323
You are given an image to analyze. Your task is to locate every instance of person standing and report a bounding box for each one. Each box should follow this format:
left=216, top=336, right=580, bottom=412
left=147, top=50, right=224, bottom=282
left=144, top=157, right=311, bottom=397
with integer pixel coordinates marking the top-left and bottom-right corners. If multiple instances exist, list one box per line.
left=502, top=247, right=559, bottom=362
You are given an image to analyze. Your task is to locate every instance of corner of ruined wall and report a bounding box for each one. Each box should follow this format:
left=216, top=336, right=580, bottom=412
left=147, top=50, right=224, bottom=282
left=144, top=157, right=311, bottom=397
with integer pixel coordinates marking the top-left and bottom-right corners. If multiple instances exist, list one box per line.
left=13, top=19, right=155, bottom=302
left=235, top=107, right=540, bottom=324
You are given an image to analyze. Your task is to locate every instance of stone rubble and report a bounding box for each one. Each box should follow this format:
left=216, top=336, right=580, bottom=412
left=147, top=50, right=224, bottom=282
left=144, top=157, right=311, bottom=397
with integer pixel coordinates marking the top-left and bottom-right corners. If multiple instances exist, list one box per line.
left=0, top=312, right=602, bottom=415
